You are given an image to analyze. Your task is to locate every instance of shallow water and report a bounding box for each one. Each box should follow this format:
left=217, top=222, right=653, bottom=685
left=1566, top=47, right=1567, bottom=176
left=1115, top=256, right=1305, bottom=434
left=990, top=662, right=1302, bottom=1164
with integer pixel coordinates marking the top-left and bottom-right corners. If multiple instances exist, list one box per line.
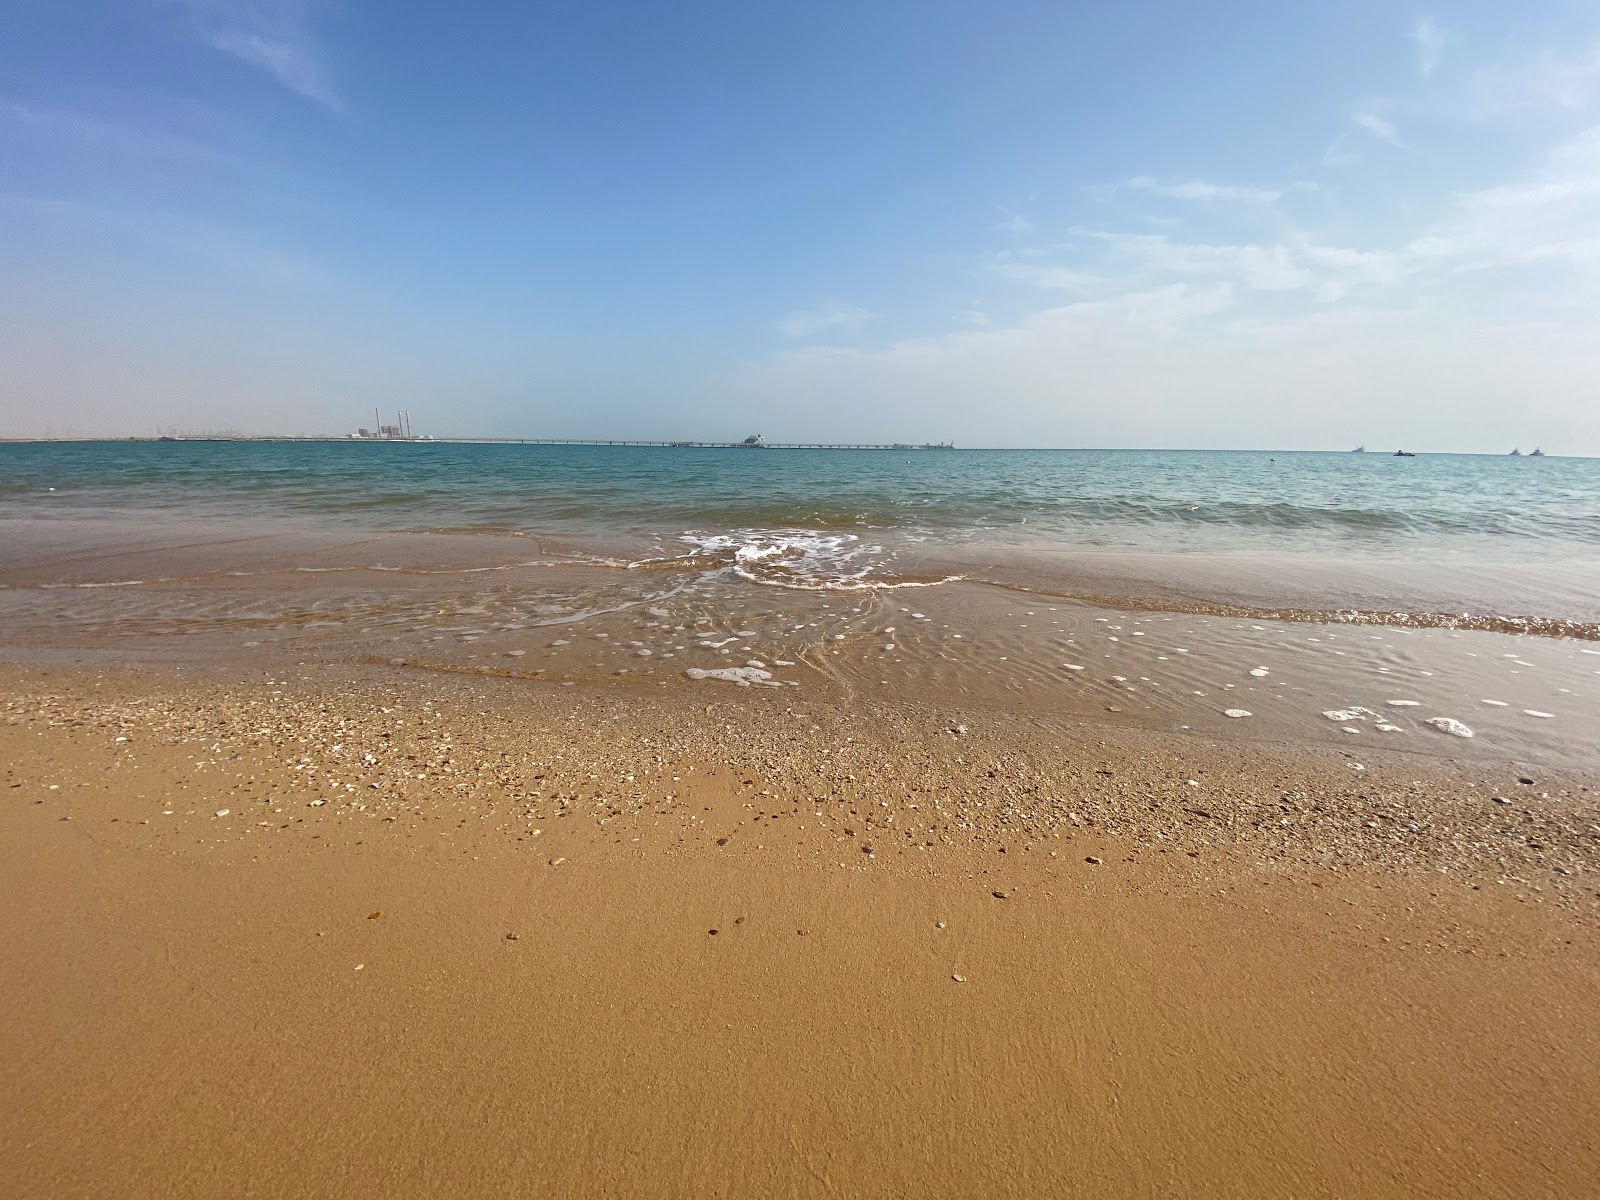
left=2, top=521, right=1596, bottom=770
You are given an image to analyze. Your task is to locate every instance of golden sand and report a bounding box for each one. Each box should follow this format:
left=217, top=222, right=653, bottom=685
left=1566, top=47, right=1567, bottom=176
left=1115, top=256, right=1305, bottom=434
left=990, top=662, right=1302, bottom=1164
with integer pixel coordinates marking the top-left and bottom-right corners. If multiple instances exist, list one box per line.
left=3, top=662, right=1598, bottom=1198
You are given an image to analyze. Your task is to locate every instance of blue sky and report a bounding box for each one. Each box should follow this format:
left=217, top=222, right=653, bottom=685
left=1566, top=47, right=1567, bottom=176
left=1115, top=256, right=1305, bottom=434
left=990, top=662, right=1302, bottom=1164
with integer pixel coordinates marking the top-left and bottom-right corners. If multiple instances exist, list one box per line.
left=3, top=1, right=1600, bottom=450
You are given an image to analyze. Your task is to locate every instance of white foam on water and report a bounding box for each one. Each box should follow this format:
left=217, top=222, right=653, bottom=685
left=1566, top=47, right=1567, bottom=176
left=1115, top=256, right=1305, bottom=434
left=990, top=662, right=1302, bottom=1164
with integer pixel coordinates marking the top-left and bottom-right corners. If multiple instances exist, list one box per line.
left=1386, top=700, right=1420, bottom=706
left=1249, top=668, right=1269, bottom=677
left=1375, top=723, right=1404, bottom=732
left=1480, top=699, right=1508, bottom=706
left=677, top=529, right=961, bottom=591
left=1523, top=710, right=1555, bottom=718
left=1323, top=709, right=1364, bottom=722
left=684, top=666, right=777, bottom=687
left=1223, top=709, right=1252, bottom=718
left=1063, top=664, right=1085, bottom=671
left=1424, top=717, right=1473, bottom=738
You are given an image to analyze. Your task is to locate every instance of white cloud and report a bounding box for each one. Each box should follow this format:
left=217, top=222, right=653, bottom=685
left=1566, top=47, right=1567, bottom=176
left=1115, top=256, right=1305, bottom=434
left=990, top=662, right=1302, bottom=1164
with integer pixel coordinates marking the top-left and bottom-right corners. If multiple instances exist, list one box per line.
left=1414, top=124, right=1600, bottom=270
left=1353, top=109, right=1405, bottom=146
left=1125, top=176, right=1284, bottom=203
left=991, top=212, right=1033, bottom=233
left=1410, top=18, right=1445, bottom=80
left=1063, top=229, right=1401, bottom=296
left=991, top=261, right=1105, bottom=290
left=776, top=301, right=874, bottom=338
left=740, top=295, right=1600, bottom=453
left=162, top=0, right=340, bottom=109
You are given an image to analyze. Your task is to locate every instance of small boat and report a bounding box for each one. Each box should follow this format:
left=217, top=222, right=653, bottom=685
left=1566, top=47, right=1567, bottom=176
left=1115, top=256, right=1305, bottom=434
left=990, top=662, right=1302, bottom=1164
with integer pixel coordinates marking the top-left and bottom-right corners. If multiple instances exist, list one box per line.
left=1394, top=450, right=1416, bottom=457
left=1510, top=447, right=1522, bottom=456
left=1352, top=445, right=1366, bottom=453
left=1529, top=446, right=1545, bottom=457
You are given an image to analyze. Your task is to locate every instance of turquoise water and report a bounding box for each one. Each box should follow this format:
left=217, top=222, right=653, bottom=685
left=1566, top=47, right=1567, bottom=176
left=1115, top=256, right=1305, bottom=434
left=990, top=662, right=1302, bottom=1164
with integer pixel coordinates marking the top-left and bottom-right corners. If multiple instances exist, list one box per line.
left=3, top=441, right=1598, bottom=562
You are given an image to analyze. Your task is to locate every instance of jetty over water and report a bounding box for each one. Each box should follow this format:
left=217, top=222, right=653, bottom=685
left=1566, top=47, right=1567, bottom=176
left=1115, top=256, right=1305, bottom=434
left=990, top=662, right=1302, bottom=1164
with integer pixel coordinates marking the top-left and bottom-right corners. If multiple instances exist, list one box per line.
left=445, top=437, right=957, bottom=450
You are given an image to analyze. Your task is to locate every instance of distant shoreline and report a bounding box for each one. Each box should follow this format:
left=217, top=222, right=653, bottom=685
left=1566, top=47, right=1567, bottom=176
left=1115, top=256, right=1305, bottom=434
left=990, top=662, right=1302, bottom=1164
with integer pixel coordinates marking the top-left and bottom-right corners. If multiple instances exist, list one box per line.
left=0, top=437, right=1583, bottom=457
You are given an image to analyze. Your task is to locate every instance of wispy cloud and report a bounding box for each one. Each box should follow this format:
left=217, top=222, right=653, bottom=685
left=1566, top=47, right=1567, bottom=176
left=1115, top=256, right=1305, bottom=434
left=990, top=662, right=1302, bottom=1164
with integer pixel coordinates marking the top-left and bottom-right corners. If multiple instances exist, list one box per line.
left=991, top=211, right=1033, bottom=234
left=1, top=99, right=244, bottom=168
left=1353, top=108, right=1405, bottom=147
left=162, top=0, right=341, bottom=110
left=1410, top=18, right=1445, bottom=80
left=1124, top=175, right=1287, bottom=203
left=1412, top=125, right=1600, bottom=271
left=776, top=301, right=874, bottom=338
left=991, top=261, right=1105, bottom=291
left=3, top=193, right=334, bottom=284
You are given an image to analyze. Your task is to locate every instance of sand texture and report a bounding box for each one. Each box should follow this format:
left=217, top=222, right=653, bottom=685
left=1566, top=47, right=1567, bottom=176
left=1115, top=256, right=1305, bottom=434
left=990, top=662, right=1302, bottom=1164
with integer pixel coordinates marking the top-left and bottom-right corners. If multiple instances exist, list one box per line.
left=4, top=662, right=1599, bottom=1199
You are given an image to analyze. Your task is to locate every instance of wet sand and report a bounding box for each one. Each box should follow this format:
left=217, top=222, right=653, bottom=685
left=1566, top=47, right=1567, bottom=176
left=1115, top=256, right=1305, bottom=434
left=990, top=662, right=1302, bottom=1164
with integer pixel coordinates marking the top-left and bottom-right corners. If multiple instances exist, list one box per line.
left=4, top=661, right=1600, bottom=1198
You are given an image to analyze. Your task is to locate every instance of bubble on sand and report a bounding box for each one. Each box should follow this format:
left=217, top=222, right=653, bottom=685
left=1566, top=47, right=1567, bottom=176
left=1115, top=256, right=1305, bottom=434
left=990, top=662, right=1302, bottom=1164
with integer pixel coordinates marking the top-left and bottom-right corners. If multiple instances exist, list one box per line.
left=1424, top=717, right=1473, bottom=738
left=647, top=607, right=670, bottom=618
left=1063, top=664, right=1085, bottom=671
left=1222, top=709, right=1252, bottom=718
left=636, top=648, right=653, bottom=657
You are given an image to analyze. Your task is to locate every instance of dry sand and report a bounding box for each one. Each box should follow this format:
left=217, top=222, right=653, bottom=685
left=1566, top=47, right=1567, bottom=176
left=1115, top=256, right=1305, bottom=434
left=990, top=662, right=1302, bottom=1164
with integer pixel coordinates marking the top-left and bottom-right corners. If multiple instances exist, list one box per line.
left=4, top=660, right=1599, bottom=1198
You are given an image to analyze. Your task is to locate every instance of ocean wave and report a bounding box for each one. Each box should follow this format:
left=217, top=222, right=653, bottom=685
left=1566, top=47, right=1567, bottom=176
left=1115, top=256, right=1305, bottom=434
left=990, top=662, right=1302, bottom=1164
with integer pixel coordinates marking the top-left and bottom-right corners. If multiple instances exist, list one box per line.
left=674, top=529, right=962, bottom=591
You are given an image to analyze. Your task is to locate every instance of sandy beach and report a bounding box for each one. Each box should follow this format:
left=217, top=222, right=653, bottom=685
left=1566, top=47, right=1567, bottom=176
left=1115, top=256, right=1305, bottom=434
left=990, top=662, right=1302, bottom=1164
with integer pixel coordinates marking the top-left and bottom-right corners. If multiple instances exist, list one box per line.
left=4, top=657, right=1598, bottom=1198
left=11, top=0, right=1600, bottom=1191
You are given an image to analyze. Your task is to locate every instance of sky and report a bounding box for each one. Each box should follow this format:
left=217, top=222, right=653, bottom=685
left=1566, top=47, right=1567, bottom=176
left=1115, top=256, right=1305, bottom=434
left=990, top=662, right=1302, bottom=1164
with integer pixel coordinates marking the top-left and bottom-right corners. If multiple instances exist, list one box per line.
left=3, top=1, right=1600, bottom=451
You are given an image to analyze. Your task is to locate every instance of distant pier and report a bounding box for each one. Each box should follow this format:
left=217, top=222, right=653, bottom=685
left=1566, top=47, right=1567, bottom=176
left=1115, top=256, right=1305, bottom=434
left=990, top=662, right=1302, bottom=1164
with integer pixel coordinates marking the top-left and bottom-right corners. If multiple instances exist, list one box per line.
left=440, top=438, right=957, bottom=450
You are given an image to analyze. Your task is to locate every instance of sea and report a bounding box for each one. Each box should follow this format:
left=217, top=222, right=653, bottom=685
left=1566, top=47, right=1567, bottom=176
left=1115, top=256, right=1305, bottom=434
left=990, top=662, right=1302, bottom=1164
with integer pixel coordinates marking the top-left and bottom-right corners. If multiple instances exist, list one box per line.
left=3, top=440, right=1598, bottom=768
